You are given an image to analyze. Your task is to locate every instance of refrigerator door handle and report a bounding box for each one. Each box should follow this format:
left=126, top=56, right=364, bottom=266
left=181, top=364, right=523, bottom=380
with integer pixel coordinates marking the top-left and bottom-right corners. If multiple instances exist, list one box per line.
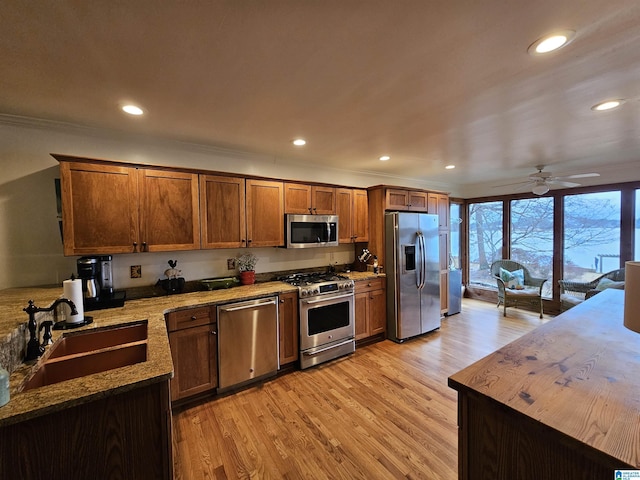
left=417, top=232, right=425, bottom=290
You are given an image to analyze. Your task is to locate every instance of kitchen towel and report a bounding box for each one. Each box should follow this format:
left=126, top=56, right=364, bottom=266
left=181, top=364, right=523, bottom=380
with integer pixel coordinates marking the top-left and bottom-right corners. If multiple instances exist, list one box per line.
left=62, top=278, right=84, bottom=323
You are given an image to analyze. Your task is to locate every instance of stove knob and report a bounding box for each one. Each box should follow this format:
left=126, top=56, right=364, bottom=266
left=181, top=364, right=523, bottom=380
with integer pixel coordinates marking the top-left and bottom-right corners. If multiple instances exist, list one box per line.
left=301, top=289, right=307, bottom=297
left=313, top=288, right=319, bottom=295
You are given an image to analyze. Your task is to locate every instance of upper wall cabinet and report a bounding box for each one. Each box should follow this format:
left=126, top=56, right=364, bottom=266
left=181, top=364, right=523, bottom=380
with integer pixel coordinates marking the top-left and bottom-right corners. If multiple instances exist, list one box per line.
left=336, top=188, right=369, bottom=243
left=200, top=175, right=246, bottom=249
left=57, top=157, right=200, bottom=256
left=246, top=179, right=284, bottom=247
left=385, top=188, right=429, bottom=212
left=284, top=183, right=336, bottom=215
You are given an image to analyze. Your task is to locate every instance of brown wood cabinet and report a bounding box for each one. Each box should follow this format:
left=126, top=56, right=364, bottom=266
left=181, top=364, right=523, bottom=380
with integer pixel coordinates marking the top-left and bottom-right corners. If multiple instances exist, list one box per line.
left=246, top=179, right=285, bottom=247
left=200, top=174, right=246, bottom=248
left=278, top=292, right=299, bottom=366
left=57, top=156, right=200, bottom=255
left=138, top=168, right=201, bottom=252
left=336, top=188, right=369, bottom=243
left=284, top=183, right=336, bottom=215
left=166, top=306, right=217, bottom=402
left=354, top=277, right=386, bottom=341
left=385, top=188, right=429, bottom=212
left=0, top=381, right=173, bottom=479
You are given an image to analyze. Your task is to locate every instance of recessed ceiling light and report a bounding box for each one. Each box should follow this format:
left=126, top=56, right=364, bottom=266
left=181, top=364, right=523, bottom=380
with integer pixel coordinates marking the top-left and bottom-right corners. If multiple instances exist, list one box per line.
left=379, top=155, right=390, bottom=161
left=122, top=104, right=144, bottom=116
left=528, top=30, right=575, bottom=55
left=591, top=99, right=624, bottom=111
left=445, top=165, right=455, bottom=170
left=292, top=139, right=306, bottom=146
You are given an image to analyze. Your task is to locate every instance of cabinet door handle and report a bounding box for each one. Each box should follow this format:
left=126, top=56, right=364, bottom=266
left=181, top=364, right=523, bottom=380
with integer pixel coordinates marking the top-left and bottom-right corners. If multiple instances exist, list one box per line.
left=133, top=241, right=138, bottom=252
left=211, top=330, right=217, bottom=335
left=248, top=239, right=252, bottom=244
left=190, top=315, right=197, bottom=321
left=279, top=299, right=285, bottom=303
left=142, top=241, right=147, bottom=251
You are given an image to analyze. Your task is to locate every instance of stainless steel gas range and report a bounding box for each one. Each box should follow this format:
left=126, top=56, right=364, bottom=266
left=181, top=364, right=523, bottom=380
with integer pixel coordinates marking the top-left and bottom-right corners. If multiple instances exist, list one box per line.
left=280, top=272, right=355, bottom=369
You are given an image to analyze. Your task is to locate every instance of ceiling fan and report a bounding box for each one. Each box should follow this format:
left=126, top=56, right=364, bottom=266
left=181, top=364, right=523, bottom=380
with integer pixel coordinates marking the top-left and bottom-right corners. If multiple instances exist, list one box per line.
left=496, top=165, right=601, bottom=195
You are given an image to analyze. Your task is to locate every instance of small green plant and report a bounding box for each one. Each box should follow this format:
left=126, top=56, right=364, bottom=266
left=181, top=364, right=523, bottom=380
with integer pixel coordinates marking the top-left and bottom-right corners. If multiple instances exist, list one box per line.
left=236, top=253, right=258, bottom=272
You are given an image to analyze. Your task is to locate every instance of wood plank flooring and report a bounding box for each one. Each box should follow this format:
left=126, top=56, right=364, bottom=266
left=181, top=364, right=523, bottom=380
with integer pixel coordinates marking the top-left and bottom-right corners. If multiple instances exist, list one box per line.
left=172, top=299, right=550, bottom=479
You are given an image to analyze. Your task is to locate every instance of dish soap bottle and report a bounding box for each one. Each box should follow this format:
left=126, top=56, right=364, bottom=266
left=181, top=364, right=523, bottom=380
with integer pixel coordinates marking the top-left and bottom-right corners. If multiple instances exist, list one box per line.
left=0, top=365, right=9, bottom=407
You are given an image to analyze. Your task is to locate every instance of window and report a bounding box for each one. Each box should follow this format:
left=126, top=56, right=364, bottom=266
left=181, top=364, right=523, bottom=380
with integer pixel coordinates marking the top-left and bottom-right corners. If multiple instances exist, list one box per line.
left=510, top=198, right=554, bottom=297
left=636, top=189, right=640, bottom=261
left=563, top=191, right=621, bottom=283
left=468, top=201, right=503, bottom=287
left=450, top=203, right=461, bottom=269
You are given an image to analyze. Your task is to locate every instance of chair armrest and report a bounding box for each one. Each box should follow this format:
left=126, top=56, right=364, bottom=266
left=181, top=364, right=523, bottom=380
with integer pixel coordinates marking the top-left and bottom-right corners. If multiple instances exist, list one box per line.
left=558, top=278, right=599, bottom=294
left=585, top=289, right=601, bottom=300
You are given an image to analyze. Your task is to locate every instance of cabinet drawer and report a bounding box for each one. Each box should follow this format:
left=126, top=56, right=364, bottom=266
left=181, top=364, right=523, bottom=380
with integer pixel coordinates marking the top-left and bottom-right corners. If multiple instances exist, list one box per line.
left=166, top=306, right=212, bottom=331
left=355, top=277, right=385, bottom=293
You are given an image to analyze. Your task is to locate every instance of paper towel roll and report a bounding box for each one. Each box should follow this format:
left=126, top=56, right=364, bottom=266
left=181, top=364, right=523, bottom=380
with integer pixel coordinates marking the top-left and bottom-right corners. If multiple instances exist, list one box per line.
left=63, top=278, right=84, bottom=324
left=624, top=261, right=640, bottom=333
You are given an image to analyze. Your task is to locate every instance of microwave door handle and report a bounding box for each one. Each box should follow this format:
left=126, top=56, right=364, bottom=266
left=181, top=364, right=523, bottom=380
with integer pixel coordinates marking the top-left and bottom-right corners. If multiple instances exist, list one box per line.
left=326, top=222, right=331, bottom=242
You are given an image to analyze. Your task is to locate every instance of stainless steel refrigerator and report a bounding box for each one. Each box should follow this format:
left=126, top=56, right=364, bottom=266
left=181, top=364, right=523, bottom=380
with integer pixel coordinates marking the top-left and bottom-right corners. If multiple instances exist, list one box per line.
left=385, top=212, right=441, bottom=342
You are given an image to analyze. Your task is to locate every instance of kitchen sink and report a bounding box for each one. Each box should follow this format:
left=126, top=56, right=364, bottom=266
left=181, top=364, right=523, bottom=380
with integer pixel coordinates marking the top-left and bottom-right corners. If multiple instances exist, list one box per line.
left=22, top=321, right=148, bottom=391
left=47, top=321, right=147, bottom=359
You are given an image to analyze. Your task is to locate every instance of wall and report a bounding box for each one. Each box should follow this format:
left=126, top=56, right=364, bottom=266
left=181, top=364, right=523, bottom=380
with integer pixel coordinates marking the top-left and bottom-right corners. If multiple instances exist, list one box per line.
left=0, top=116, right=438, bottom=290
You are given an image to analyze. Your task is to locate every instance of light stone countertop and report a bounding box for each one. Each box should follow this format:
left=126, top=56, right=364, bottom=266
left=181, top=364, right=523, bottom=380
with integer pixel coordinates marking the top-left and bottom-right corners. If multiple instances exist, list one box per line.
left=0, top=271, right=384, bottom=427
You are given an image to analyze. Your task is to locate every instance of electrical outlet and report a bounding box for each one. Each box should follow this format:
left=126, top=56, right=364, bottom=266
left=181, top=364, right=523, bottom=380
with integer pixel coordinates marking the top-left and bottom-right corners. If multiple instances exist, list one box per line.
left=227, top=258, right=236, bottom=270
left=130, top=265, right=142, bottom=278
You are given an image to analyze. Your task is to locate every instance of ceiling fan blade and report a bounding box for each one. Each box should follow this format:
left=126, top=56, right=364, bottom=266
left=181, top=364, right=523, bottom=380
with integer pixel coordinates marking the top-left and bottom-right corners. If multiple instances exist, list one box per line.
left=549, top=180, right=581, bottom=188
left=554, top=172, right=600, bottom=180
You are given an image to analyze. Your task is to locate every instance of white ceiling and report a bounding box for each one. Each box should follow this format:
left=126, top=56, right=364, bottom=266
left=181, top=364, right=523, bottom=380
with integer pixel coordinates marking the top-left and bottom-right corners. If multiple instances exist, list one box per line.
left=2, top=1, right=640, bottom=196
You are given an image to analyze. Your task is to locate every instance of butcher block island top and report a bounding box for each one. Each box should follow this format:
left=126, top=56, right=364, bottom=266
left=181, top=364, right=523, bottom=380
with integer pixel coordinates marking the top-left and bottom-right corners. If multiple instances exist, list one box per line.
left=448, top=289, right=640, bottom=477
left=0, top=280, right=298, bottom=427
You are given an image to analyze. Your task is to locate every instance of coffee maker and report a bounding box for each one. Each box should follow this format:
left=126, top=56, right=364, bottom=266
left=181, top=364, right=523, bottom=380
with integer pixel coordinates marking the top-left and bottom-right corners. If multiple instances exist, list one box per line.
left=77, top=257, right=101, bottom=302
left=76, top=256, right=125, bottom=311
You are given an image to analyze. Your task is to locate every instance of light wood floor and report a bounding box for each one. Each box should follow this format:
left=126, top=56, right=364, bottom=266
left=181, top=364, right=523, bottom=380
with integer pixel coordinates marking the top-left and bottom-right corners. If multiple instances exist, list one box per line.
left=172, top=299, right=550, bottom=479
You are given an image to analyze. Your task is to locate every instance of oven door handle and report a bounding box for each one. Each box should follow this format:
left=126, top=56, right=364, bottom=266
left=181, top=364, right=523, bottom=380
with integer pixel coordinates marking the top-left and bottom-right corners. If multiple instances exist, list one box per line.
left=302, top=293, right=354, bottom=304
left=303, top=339, right=354, bottom=355
left=219, top=299, right=277, bottom=312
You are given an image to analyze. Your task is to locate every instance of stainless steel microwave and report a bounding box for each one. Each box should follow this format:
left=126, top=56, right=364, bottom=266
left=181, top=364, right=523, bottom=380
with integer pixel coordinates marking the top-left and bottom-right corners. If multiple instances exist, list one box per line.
left=286, top=214, right=339, bottom=248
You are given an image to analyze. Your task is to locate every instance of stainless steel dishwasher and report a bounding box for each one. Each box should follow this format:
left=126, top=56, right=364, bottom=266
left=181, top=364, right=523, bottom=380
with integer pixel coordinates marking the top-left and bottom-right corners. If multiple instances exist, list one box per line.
left=217, top=296, right=279, bottom=392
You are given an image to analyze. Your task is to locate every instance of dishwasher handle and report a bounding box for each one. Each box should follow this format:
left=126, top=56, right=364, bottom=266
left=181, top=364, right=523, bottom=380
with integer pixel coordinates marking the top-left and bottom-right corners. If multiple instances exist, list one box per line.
left=219, top=298, right=277, bottom=312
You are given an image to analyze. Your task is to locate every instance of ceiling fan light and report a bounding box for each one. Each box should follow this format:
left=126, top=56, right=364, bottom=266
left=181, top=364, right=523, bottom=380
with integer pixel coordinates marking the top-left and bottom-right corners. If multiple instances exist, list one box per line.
left=532, top=184, right=550, bottom=195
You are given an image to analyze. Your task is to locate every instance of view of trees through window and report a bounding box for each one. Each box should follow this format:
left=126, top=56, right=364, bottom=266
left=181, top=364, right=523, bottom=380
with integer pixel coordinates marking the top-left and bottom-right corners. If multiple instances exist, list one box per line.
left=563, top=191, right=621, bottom=283
left=510, top=198, right=553, bottom=297
left=468, top=201, right=502, bottom=287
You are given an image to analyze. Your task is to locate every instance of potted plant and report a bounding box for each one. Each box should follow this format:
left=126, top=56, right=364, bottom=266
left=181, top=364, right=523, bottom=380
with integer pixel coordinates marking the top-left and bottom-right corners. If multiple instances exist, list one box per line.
left=236, top=253, right=258, bottom=285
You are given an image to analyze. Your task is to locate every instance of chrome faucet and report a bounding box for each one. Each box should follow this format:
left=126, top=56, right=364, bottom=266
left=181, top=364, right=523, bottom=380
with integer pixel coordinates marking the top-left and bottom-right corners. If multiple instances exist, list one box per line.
left=23, top=298, right=78, bottom=362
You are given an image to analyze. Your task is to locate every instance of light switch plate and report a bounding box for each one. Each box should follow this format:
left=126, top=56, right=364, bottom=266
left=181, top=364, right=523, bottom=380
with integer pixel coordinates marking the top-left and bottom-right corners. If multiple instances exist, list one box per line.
left=227, top=258, right=236, bottom=270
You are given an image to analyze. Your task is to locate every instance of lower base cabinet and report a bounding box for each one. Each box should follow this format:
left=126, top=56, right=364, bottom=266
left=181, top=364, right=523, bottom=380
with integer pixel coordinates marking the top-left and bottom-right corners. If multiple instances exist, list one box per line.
left=166, top=306, right=217, bottom=402
left=0, top=381, right=172, bottom=480
left=278, top=292, right=299, bottom=366
left=355, top=277, right=386, bottom=341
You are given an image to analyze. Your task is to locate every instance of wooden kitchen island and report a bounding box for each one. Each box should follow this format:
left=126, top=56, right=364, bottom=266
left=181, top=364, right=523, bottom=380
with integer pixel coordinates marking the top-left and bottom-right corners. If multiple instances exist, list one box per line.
left=448, top=289, right=640, bottom=479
